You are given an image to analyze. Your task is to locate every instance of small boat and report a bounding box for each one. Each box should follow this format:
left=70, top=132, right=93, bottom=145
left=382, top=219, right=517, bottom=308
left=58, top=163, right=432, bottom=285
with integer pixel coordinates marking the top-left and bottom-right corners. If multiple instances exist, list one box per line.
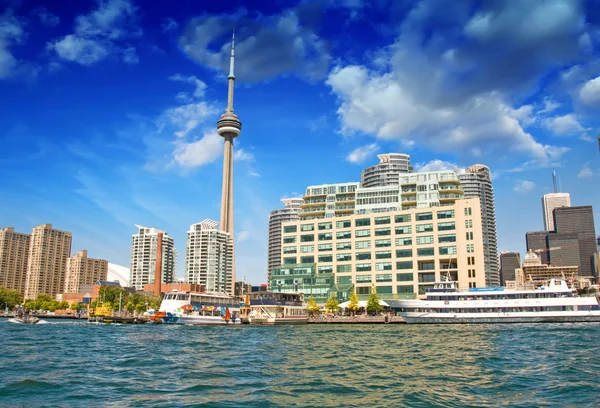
left=149, top=290, right=241, bottom=325
left=391, top=277, right=600, bottom=324
left=240, top=292, right=309, bottom=325
left=13, top=315, right=40, bottom=324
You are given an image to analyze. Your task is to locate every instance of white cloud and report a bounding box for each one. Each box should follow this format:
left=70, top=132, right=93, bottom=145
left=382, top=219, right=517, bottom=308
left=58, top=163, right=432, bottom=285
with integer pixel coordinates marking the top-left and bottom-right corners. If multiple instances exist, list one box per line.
left=544, top=114, right=587, bottom=136
left=579, top=76, right=600, bottom=106
left=537, top=96, right=560, bottom=114
left=577, top=164, right=593, bottom=178
left=32, top=7, right=60, bottom=28
left=234, top=148, right=253, bottom=162
left=162, top=17, right=178, bottom=33
left=513, top=180, right=535, bottom=193
left=346, top=143, right=378, bottom=164
left=169, top=73, right=206, bottom=98
left=158, top=102, right=218, bottom=138
left=415, top=160, right=459, bottom=172
left=172, top=130, right=222, bottom=168
left=0, top=10, right=39, bottom=80
left=248, top=170, right=261, bottom=178
left=47, top=0, right=140, bottom=66
left=237, top=230, right=250, bottom=243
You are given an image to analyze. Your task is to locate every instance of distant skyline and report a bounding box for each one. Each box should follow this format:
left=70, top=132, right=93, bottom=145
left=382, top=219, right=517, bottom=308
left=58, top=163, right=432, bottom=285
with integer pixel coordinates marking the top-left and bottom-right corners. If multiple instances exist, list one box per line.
left=1, top=0, right=599, bottom=284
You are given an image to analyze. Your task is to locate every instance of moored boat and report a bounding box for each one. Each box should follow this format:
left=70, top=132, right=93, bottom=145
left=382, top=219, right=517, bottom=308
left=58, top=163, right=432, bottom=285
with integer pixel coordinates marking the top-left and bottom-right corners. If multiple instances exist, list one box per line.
left=240, top=292, right=309, bottom=325
left=148, top=290, right=241, bottom=325
left=391, top=278, right=600, bottom=324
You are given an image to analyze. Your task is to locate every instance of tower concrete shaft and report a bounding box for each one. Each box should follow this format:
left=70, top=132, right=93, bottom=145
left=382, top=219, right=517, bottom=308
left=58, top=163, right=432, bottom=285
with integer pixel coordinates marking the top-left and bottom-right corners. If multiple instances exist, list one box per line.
left=217, top=31, right=241, bottom=294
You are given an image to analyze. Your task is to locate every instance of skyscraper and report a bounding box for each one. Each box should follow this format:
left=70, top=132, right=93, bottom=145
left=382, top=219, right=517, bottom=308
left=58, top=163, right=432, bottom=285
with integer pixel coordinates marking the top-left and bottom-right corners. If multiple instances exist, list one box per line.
left=130, top=225, right=175, bottom=291
left=0, top=227, right=31, bottom=294
left=361, top=153, right=414, bottom=188
left=456, top=164, right=499, bottom=286
left=268, top=198, right=303, bottom=282
left=542, top=193, right=571, bottom=231
left=185, top=219, right=233, bottom=293
left=24, top=224, right=72, bottom=299
left=64, top=250, right=108, bottom=293
left=499, top=251, right=521, bottom=285
left=553, top=206, right=596, bottom=277
left=525, top=231, right=550, bottom=265
left=217, top=31, right=241, bottom=295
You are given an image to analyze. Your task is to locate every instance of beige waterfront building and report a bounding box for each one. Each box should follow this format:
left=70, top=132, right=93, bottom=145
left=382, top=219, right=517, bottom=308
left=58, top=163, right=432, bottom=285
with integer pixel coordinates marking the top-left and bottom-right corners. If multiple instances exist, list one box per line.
left=185, top=219, right=233, bottom=293
left=130, top=225, right=175, bottom=291
left=0, top=227, right=31, bottom=294
left=278, top=198, right=486, bottom=298
left=268, top=198, right=303, bottom=281
left=24, top=224, right=72, bottom=299
left=64, top=250, right=109, bottom=293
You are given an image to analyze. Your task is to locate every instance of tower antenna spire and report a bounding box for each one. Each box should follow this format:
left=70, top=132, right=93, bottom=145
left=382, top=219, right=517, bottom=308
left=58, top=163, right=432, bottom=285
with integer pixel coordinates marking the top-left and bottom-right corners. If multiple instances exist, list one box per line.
left=226, top=29, right=235, bottom=112
left=552, top=171, right=557, bottom=193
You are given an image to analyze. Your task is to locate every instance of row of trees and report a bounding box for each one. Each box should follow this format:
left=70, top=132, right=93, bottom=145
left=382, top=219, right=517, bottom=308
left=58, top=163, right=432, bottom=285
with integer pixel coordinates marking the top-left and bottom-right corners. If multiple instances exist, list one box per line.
left=307, top=285, right=385, bottom=316
left=0, top=287, right=24, bottom=311
left=92, top=286, right=162, bottom=314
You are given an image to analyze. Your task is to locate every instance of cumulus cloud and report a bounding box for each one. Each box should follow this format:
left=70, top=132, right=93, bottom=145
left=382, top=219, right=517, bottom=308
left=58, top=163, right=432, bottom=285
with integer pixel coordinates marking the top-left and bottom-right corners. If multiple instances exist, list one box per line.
left=169, top=73, right=206, bottom=98
left=0, top=10, right=39, bottom=80
left=579, top=76, right=600, bottom=106
left=577, top=164, right=593, bottom=178
left=234, top=148, right=254, bottom=162
left=544, top=114, right=587, bottom=136
left=513, top=180, right=536, bottom=193
left=162, top=17, right=178, bottom=33
left=47, top=0, right=141, bottom=66
left=325, top=0, right=589, bottom=165
left=172, top=130, right=222, bottom=168
left=237, top=230, right=250, bottom=243
left=346, top=143, right=378, bottom=164
left=179, top=5, right=331, bottom=82
left=32, top=7, right=60, bottom=27
left=158, top=102, right=218, bottom=139
left=415, top=160, right=459, bottom=172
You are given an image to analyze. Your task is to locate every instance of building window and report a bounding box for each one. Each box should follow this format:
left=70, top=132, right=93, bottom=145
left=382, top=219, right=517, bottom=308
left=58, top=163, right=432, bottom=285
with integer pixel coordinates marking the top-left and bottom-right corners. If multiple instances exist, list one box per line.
left=337, top=264, right=352, bottom=273
left=283, top=246, right=297, bottom=254
left=283, top=236, right=296, bottom=244
left=439, top=234, right=456, bottom=243
left=283, top=225, right=297, bottom=233
left=300, top=234, right=314, bottom=242
left=418, top=261, right=435, bottom=271
left=415, top=224, right=434, bottom=233
left=374, top=216, right=391, bottom=225
left=336, top=220, right=351, bottom=229
left=356, top=269, right=372, bottom=278
left=318, top=222, right=332, bottom=230
left=395, top=225, right=412, bottom=235
left=318, top=255, right=332, bottom=263
left=300, top=256, right=314, bottom=264
left=395, top=214, right=411, bottom=223
left=319, top=265, right=333, bottom=273
left=416, top=212, right=433, bottom=221
left=418, top=272, right=436, bottom=283
left=300, top=245, right=314, bottom=253
left=396, top=249, right=412, bottom=258
left=396, top=261, right=413, bottom=270
left=416, top=236, right=434, bottom=245
left=467, top=244, right=474, bottom=253
left=439, top=246, right=457, bottom=255
left=375, top=227, right=391, bottom=236
left=396, top=238, right=413, bottom=246
left=318, top=244, right=332, bottom=251
left=355, top=240, right=371, bottom=249
left=376, top=285, right=393, bottom=294
left=438, top=222, right=455, bottom=231
left=300, top=224, right=314, bottom=232
left=283, top=257, right=297, bottom=264
left=355, top=218, right=371, bottom=227
left=397, top=285, right=414, bottom=293
left=356, top=286, right=371, bottom=295
left=376, top=263, right=393, bottom=271
left=337, top=276, right=352, bottom=284
left=336, top=242, right=352, bottom=250
left=396, top=273, right=413, bottom=282
left=355, top=229, right=371, bottom=238
left=375, top=239, right=391, bottom=248
left=336, top=231, right=352, bottom=240
left=375, top=251, right=392, bottom=259
left=356, top=252, right=372, bottom=261
left=466, top=231, right=474, bottom=241
left=437, top=209, right=454, bottom=219
left=337, top=253, right=352, bottom=261
left=464, top=207, right=472, bottom=216
left=417, top=247, right=434, bottom=257
left=318, top=233, right=332, bottom=241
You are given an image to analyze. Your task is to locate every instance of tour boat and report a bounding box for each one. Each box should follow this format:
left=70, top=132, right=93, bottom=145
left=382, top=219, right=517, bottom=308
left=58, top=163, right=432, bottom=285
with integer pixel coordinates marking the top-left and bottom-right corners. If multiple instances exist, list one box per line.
left=240, top=292, right=309, bottom=325
left=148, top=290, right=241, bottom=325
left=392, top=278, right=600, bottom=324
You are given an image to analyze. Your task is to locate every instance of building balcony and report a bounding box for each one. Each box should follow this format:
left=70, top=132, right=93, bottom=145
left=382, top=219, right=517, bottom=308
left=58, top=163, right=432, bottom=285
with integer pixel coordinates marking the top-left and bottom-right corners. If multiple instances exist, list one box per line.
left=299, top=210, right=326, bottom=218
left=439, top=179, right=461, bottom=185
left=439, top=186, right=463, bottom=193
left=334, top=208, right=354, bottom=215
left=335, top=199, right=355, bottom=205
left=300, top=201, right=326, bottom=209
left=303, top=192, right=327, bottom=199
left=401, top=190, right=416, bottom=195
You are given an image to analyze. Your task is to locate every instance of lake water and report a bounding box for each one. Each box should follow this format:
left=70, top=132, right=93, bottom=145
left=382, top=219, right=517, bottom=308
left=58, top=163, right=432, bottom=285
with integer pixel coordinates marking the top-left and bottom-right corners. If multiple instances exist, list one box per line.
left=0, top=319, right=598, bottom=407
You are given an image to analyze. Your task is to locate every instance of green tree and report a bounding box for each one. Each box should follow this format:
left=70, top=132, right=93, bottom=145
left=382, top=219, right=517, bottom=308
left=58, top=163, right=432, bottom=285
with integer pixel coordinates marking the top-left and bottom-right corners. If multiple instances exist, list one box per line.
left=366, top=285, right=383, bottom=315
left=0, top=287, right=24, bottom=311
left=347, top=291, right=360, bottom=315
left=58, top=300, right=69, bottom=310
left=306, top=296, right=320, bottom=316
left=147, top=296, right=162, bottom=310
left=70, top=302, right=80, bottom=311
left=98, top=286, right=126, bottom=306
left=325, top=293, right=339, bottom=314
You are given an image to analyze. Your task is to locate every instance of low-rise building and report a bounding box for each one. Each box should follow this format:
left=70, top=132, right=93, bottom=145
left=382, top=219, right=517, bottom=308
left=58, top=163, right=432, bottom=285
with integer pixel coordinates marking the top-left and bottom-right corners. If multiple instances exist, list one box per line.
left=64, top=250, right=108, bottom=293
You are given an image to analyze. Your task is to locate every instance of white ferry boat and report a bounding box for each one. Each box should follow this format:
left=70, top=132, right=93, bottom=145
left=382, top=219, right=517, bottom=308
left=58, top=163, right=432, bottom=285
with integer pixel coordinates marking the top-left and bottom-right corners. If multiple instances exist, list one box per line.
left=148, top=290, right=241, bottom=325
left=393, top=278, right=600, bottom=324
left=240, top=292, right=309, bottom=325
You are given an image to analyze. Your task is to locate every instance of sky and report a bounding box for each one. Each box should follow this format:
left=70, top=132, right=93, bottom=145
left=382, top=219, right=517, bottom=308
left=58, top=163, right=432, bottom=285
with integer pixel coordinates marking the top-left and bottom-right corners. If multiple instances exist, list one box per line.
left=1, top=0, right=599, bottom=285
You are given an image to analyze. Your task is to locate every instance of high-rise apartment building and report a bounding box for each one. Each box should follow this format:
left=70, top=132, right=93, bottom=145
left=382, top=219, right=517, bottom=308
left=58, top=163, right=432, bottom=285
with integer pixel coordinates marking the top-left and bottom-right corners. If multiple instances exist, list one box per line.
left=542, top=193, right=571, bottom=231
left=130, top=225, right=175, bottom=291
left=64, top=250, right=108, bottom=293
left=273, top=198, right=485, bottom=302
left=499, top=251, right=521, bottom=285
left=24, top=224, right=72, bottom=299
left=0, top=227, right=31, bottom=294
left=553, top=206, right=596, bottom=277
left=361, top=153, right=414, bottom=188
left=268, top=198, right=303, bottom=282
left=456, top=164, right=499, bottom=287
left=185, top=219, right=233, bottom=293
left=300, top=182, right=360, bottom=220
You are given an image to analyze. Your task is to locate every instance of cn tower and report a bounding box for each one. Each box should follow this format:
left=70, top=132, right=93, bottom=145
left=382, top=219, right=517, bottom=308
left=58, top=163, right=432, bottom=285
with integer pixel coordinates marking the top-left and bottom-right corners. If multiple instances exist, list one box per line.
left=217, top=31, right=241, bottom=294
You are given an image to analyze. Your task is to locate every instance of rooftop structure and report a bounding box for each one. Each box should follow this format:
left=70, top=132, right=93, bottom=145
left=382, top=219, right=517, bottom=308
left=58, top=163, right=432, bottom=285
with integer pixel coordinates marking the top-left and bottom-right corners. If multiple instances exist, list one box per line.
left=361, top=153, right=414, bottom=188
left=268, top=198, right=303, bottom=282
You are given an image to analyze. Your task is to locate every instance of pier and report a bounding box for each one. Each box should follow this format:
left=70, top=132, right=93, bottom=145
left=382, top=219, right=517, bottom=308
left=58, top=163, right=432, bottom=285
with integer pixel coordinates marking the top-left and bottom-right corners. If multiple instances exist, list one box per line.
left=309, top=315, right=405, bottom=324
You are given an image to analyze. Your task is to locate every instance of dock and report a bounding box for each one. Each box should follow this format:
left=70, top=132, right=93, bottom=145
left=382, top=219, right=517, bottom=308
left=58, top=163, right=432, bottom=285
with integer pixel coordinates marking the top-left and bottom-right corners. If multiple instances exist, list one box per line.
left=88, top=315, right=150, bottom=324
left=308, top=316, right=405, bottom=324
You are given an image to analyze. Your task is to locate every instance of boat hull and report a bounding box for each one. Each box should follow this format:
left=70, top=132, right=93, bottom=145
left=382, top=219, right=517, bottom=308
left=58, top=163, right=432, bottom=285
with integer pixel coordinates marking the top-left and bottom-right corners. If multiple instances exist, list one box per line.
left=401, top=311, right=600, bottom=324
left=150, top=314, right=240, bottom=325
left=248, top=316, right=308, bottom=326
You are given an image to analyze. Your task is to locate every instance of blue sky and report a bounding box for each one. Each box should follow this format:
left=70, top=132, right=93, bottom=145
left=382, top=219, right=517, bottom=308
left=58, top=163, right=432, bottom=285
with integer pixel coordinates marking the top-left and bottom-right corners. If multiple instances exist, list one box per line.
left=1, top=0, right=599, bottom=284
